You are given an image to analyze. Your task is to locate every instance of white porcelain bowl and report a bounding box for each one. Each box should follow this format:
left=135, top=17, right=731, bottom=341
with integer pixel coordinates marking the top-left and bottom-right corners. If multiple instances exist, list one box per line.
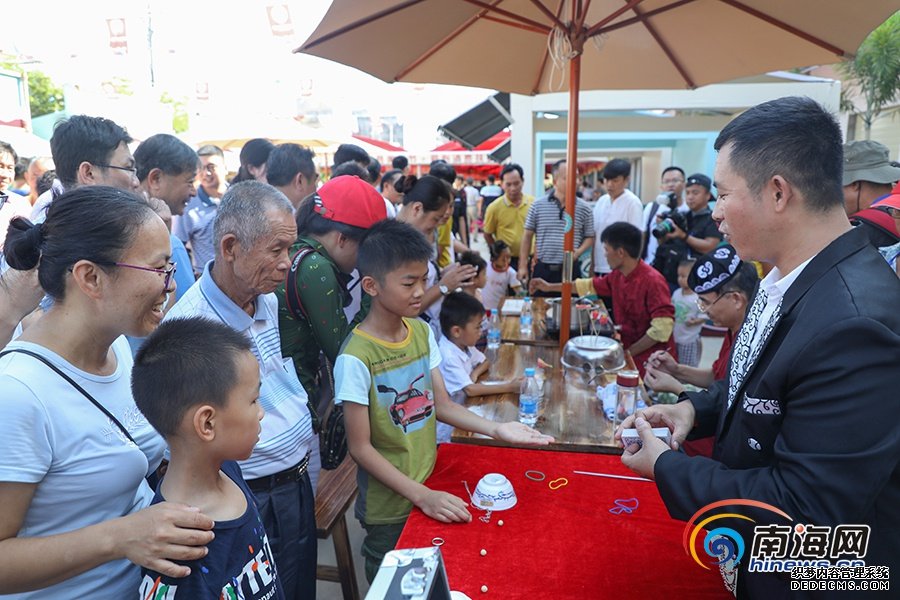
left=471, top=473, right=517, bottom=511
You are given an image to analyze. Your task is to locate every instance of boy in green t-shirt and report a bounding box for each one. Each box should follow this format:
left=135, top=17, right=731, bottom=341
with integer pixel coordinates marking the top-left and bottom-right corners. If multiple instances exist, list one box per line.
left=334, top=219, right=554, bottom=581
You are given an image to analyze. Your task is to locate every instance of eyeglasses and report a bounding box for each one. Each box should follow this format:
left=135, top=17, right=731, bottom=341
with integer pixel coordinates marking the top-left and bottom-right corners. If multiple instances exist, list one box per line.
left=114, top=262, right=177, bottom=289
left=94, top=163, right=138, bottom=174
left=696, top=291, right=733, bottom=313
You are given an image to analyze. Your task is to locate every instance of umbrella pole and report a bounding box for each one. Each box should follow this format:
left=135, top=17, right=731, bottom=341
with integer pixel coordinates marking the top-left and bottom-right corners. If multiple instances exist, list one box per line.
left=559, top=52, right=581, bottom=350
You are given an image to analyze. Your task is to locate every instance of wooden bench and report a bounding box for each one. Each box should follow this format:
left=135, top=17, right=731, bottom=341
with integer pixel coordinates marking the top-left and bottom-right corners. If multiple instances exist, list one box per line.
left=315, top=456, right=360, bottom=600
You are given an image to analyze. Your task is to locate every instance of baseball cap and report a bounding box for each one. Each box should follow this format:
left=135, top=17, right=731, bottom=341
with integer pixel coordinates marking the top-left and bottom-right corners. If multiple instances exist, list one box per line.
left=871, top=181, right=900, bottom=211
left=688, top=244, right=743, bottom=294
left=685, top=173, right=711, bottom=191
left=313, top=175, right=387, bottom=229
left=842, top=141, right=900, bottom=186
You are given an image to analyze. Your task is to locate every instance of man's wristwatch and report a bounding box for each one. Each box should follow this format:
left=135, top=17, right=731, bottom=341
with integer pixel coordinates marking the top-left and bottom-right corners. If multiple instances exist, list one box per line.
left=439, top=284, right=451, bottom=296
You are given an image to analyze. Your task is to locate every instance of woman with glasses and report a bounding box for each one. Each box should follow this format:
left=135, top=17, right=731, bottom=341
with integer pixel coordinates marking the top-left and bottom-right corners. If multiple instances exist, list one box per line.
left=0, top=186, right=213, bottom=598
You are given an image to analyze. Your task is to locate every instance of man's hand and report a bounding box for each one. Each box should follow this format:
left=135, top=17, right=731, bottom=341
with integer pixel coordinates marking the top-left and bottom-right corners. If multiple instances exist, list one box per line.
left=415, top=489, right=472, bottom=523
left=439, top=263, right=477, bottom=290
left=493, top=421, right=555, bottom=445
left=620, top=413, right=672, bottom=480
left=615, top=402, right=694, bottom=451
left=517, top=266, right=530, bottom=286
left=645, top=351, right=679, bottom=377
left=528, top=277, right=549, bottom=295
left=664, top=223, right=687, bottom=241
left=644, top=366, right=685, bottom=395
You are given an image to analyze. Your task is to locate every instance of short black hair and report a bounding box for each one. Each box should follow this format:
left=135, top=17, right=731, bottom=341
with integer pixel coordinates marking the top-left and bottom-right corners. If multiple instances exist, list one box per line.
left=500, top=163, right=523, bottom=181
left=333, top=143, right=369, bottom=168
left=332, top=160, right=370, bottom=182
left=381, top=169, right=403, bottom=193
left=392, top=155, right=409, bottom=170
left=132, top=317, right=253, bottom=438
left=428, top=160, right=456, bottom=185
left=661, top=166, right=685, bottom=180
left=50, top=115, right=133, bottom=188
left=458, top=250, right=486, bottom=274
left=197, top=145, right=225, bottom=160
left=600, top=222, right=642, bottom=259
left=603, top=158, right=631, bottom=180
left=367, top=157, right=382, bottom=184
left=357, top=219, right=433, bottom=283
left=266, top=143, right=316, bottom=187
left=134, top=134, right=199, bottom=182
left=551, top=159, right=566, bottom=176
left=439, top=291, right=485, bottom=337
left=0, top=140, right=18, bottom=164
left=714, top=96, right=843, bottom=212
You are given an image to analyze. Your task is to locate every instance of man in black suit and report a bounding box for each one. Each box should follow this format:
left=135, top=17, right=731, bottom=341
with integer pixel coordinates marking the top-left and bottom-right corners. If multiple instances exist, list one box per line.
left=618, top=96, right=900, bottom=598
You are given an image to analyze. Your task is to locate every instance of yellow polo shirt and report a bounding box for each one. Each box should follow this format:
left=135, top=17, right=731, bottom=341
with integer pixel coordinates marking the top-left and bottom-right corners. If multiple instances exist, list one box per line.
left=483, top=194, right=534, bottom=257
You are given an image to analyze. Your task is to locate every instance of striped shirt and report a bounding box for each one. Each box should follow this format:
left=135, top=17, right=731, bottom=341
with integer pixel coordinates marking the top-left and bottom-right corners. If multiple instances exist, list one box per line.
left=165, top=261, right=314, bottom=479
left=524, top=191, right=595, bottom=264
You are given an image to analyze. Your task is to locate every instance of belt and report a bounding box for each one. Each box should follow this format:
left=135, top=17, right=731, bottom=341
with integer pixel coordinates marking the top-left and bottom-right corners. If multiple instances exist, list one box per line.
left=246, top=451, right=311, bottom=493
left=537, top=261, right=562, bottom=272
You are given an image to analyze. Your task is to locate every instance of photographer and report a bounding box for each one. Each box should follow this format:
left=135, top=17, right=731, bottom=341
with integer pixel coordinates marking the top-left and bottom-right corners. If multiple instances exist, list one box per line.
left=652, top=173, right=722, bottom=289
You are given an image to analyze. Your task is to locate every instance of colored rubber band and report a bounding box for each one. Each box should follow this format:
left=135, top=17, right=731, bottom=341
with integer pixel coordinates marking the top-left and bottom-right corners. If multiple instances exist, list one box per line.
left=525, top=470, right=546, bottom=481
left=432, top=537, right=445, bottom=546
left=609, top=497, right=639, bottom=515
left=548, top=477, right=568, bottom=490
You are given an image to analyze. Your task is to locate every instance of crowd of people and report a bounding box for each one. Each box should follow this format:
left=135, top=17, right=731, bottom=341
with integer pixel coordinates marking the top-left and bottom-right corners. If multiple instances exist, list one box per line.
left=0, top=94, right=897, bottom=599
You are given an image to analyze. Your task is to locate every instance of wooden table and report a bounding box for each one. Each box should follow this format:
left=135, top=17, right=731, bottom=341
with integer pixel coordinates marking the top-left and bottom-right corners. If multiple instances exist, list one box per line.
left=500, top=297, right=611, bottom=346
left=453, top=297, right=644, bottom=454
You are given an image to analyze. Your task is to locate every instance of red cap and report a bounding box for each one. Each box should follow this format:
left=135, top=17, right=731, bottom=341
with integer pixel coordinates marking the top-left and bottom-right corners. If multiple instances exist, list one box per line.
left=313, top=176, right=387, bottom=229
left=616, top=371, right=639, bottom=387
left=872, top=182, right=900, bottom=211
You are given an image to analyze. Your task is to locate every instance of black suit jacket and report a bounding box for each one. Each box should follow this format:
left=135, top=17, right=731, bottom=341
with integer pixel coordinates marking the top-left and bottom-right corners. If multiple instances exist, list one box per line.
left=655, top=227, right=900, bottom=598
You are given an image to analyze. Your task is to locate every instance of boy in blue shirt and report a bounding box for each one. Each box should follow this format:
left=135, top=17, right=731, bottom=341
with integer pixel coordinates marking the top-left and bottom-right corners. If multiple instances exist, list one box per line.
left=132, top=317, right=284, bottom=600
left=334, top=219, right=554, bottom=582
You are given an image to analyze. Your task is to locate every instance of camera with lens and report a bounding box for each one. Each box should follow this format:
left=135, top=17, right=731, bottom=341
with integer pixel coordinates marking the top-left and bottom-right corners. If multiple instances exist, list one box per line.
left=651, top=209, right=688, bottom=239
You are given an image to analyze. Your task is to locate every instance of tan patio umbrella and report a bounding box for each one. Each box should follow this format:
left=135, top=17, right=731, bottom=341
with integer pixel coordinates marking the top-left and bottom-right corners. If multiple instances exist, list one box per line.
left=297, top=0, right=899, bottom=347
left=193, top=118, right=340, bottom=151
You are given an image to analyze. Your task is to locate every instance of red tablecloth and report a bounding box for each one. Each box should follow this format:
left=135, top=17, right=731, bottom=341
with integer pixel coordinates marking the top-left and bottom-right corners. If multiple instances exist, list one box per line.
left=397, top=443, right=730, bottom=599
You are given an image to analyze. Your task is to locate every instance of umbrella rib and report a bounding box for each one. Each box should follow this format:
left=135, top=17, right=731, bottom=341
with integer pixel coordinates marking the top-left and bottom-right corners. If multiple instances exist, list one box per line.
left=460, top=0, right=553, bottom=33
left=718, top=0, right=847, bottom=57
left=482, top=14, right=550, bottom=35
left=530, top=0, right=567, bottom=95
left=527, top=0, right=567, bottom=30
left=297, top=0, right=427, bottom=50
left=593, top=0, right=697, bottom=36
left=629, top=2, right=695, bottom=88
left=584, top=0, right=646, bottom=37
left=396, top=0, right=533, bottom=81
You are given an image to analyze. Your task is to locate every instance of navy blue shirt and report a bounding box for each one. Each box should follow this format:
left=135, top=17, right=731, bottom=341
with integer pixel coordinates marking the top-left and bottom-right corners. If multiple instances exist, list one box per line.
left=138, top=461, right=285, bottom=599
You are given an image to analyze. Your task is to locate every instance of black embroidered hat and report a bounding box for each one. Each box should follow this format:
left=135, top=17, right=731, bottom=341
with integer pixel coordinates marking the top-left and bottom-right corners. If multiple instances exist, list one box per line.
left=688, top=244, right=743, bottom=294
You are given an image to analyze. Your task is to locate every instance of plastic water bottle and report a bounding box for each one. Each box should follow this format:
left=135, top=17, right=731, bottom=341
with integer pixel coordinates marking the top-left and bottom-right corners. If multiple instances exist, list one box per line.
left=487, top=309, right=501, bottom=351
left=519, top=296, right=533, bottom=337
left=519, top=368, right=539, bottom=426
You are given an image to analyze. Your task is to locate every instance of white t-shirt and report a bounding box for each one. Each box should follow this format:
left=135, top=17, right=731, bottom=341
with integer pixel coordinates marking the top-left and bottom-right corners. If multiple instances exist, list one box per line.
left=672, top=288, right=703, bottom=344
left=592, top=189, right=643, bottom=273
left=464, top=185, right=480, bottom=207
left=437, top=335, right=486, bottom=396
left=482, top=265, right=521, bottom=311
left=423, top=261, right=443, bottom=341
left=383, top=196, right=398, bottom=219
left=0, top=337, right=166, bottom=599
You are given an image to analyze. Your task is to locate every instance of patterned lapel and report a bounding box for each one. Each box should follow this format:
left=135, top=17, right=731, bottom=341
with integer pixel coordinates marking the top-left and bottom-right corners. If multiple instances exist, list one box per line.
left=726, top=290, right=783, bottom=412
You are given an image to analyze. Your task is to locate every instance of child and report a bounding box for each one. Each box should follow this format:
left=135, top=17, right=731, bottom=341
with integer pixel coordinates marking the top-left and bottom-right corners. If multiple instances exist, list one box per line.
left=531, top=222, right=675, bottom=377
left=436, top=292, right=523, bottom=442
left=132, top=317, right=284, bottom=600
left=457, top=250, right=487, bottom=302
left=482, top=240, right=522, bottom=312
left=334, top=220, right=553, bottom=582
left=672, top=259, right=706, bottom=367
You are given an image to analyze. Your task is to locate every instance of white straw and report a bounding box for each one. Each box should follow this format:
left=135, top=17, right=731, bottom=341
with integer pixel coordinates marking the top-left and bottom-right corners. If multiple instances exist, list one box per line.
left=573, top=470, right=652, bottom=482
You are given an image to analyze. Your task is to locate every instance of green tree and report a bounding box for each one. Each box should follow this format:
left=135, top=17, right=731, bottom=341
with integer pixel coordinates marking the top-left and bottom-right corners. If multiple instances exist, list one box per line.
left=160, top=92, right=189, bottom=134
left=839, top=12, right=900, bottom=140
left=0, top=63, right=65, bottom=118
